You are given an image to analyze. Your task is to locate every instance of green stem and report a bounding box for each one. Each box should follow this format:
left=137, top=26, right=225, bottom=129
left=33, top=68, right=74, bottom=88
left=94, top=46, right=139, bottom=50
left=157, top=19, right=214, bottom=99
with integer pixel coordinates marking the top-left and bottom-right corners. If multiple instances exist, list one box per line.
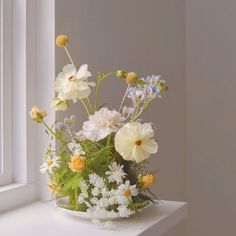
left=41, top=120, right=71, bottom=153
left=118, top=84, right=130, bottom=112
left=131, top=97, right=141, bottom=120
left=74, top=189, right=78, bottom=210
left=132, top=98, right=154, bottom=121
left=86, top=97, right=93, bottom=114
left=80, top=99, right=91, bottom=116
left=94, top=72, right=115, bottom=111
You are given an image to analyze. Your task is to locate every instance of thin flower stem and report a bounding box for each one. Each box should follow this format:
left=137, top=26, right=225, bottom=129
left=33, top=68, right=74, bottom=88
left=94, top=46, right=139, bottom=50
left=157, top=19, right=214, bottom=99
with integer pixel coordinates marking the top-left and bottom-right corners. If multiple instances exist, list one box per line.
left=64, top=46, right=74, bottom=65
left=86, top=97, right=94, bottom=114
left=94, top=72, right=115, bottom=111
left=80, top=99, right=91, bottom=116
left=41, top=120, right=71, bottom=152
left=131, top=97, right=141, bottom=120
left=118, top=84, right=130, bottom=112
left=132, top=98, right=154, bottom=121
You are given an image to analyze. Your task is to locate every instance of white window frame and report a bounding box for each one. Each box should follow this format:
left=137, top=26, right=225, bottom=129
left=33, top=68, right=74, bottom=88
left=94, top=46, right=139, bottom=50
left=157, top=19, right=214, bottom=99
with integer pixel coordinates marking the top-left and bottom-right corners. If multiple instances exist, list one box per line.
left=0, top=0, right=55, bottom=212
left=0, top=0, right=13, bottom=186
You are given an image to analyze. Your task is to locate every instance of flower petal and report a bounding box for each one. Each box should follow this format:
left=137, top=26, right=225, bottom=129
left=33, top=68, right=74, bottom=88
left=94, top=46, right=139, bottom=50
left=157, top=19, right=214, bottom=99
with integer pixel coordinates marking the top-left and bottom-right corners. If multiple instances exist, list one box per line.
left=76, top=64, right=91, bottom=79
left=141, top=139, right=158, bottom=154
left=62, top=64, right=77, bottom=77
left=140, top=123, right=154, bottom=139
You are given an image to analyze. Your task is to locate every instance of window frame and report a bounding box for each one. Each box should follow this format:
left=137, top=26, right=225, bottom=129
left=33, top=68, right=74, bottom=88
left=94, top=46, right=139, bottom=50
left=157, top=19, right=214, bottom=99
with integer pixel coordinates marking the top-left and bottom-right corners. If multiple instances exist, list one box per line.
left=0, top=0, right=13, bottom=187
left=0, top=0, right=55, bottom=212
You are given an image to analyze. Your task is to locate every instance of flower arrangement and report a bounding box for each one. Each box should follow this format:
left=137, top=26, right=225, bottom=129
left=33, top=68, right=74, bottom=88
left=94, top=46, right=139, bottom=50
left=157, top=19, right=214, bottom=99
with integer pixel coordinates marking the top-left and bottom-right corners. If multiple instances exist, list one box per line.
left=30, top=35, right=168, bottom=222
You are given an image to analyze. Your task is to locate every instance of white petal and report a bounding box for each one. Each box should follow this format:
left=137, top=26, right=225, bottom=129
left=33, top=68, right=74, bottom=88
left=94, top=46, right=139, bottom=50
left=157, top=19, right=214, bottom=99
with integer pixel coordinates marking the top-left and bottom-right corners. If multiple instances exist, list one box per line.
left=62, top=64, right=77, bottom=77
left=76, top=64, right=91, bottom=79
left=141, top=139, right=158, bottom=154
left=132, top=146, right=150, bottom=163
left=76, top=87, right=91, bottom=99
left=140, top=123, right=154, bottom=139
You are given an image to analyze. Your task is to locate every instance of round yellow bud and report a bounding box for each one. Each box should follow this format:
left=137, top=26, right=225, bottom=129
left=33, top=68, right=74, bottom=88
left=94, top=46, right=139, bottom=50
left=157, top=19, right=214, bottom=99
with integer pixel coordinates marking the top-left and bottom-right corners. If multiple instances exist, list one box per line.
left=126, top=72, right=138, bottom=85
left=140, top=174, right=156, bottom=189
left=69, top=156, right=85, bottom=173
left=56, top=35, right=69, bottom=47
left=29, top=106, right=47, bottom=122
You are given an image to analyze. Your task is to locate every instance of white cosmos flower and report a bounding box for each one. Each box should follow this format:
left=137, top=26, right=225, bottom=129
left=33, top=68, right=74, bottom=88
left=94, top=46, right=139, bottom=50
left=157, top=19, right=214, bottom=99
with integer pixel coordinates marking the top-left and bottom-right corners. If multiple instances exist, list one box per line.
left=82, top=107, right=125, bottom=142
left=55, top=64, right=95, bottom=102
left=115, top=122, right=158, bottom=163
left=40, top=155, right=60, bottom=174
left=105, top=162, right=126, bottom=184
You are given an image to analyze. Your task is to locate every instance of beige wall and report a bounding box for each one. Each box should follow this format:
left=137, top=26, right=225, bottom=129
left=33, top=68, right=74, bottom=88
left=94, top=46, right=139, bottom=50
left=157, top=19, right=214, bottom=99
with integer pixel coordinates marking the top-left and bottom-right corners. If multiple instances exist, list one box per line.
left=55, top=0, right=186, bottom=235
left=186, top=0, right=236, bottom=235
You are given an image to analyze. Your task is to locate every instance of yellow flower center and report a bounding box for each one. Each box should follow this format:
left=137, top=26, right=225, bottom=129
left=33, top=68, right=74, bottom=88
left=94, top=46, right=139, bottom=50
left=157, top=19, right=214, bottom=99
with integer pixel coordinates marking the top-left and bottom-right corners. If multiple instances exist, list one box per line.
left=69, top=156, right=85, bottom=173
left=135, top=140, right=142, bottom=146
left=68, top=76, right=76, bottom=82
left=123, top=188, right=132, bottom=197
left=47, top=160, right=54, bottom=167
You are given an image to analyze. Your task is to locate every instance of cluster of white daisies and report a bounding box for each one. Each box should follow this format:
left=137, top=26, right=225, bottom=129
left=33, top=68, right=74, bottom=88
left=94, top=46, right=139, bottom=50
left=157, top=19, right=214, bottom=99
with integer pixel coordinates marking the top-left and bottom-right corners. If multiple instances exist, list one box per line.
left=78, top=164, right=138, bottom=218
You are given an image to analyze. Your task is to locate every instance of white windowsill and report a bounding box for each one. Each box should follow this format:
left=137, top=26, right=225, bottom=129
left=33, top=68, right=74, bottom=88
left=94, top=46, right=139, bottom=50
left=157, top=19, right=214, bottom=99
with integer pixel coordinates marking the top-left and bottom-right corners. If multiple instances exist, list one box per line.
left=0, top=182, right=37, bottom=212
left=0, top=200, right=187, bottom=236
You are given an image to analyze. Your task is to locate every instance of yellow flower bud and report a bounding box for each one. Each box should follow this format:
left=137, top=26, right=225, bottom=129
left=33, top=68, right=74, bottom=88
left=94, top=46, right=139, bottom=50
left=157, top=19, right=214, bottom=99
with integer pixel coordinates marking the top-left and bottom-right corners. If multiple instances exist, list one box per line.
left=126, top=72, right=138, bottom=85
left=69, top=156, right=85, bottom=173
left=51, top=98, right=69, bottom=111
left=29, top=106, right=47, bottom=122
left=56, top=35, right=69, bottom=47
left=140, top=174, right=156, bottom=189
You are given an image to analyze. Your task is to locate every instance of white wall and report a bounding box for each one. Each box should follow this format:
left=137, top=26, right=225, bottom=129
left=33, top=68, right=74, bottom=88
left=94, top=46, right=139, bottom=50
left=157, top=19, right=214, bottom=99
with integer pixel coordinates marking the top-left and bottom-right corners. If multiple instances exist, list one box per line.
left=55, top=1, right=186, bottom=235
left=186, top=1, right=236, bottom=235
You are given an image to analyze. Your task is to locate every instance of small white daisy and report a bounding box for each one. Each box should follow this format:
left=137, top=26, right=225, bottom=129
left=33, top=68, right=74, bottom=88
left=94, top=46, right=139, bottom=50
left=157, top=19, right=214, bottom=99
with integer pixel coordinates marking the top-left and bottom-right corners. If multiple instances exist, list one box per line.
left=118, top=181, right=138, bottom=200
left=40, top=155, right=60, bottom=174
left=105, top=162, right=126, bottom=184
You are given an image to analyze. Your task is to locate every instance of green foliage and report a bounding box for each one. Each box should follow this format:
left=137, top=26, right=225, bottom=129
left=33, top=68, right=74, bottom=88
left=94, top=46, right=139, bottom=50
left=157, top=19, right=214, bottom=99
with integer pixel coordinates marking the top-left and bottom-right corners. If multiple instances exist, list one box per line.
left=81, top=135, right=115, bottom=176
left=63, top=174, right=83, bottom=192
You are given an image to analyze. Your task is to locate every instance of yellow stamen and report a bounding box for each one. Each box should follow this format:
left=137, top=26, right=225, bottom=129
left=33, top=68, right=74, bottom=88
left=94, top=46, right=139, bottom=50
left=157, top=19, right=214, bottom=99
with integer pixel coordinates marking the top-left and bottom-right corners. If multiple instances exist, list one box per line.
left=123, top=188, right=131, bottom=197
left=135, top=140, right=142, bottom=146
left=68, top=76, right=76, bottom=82
left=47, top=160, right=54, bottom=167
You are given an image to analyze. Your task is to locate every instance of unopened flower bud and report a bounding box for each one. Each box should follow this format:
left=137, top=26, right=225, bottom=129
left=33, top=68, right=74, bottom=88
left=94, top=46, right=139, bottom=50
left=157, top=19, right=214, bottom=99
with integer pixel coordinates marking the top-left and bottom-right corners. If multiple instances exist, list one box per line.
left=29, top=106, right=47, bottom=122
left=158, top=80, right=168, bottom=93
left=116, top=70, right=127, bottom=79
left=126, top=72, right=138, bottom=85
left=56, top=35, right=69, bottom=47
